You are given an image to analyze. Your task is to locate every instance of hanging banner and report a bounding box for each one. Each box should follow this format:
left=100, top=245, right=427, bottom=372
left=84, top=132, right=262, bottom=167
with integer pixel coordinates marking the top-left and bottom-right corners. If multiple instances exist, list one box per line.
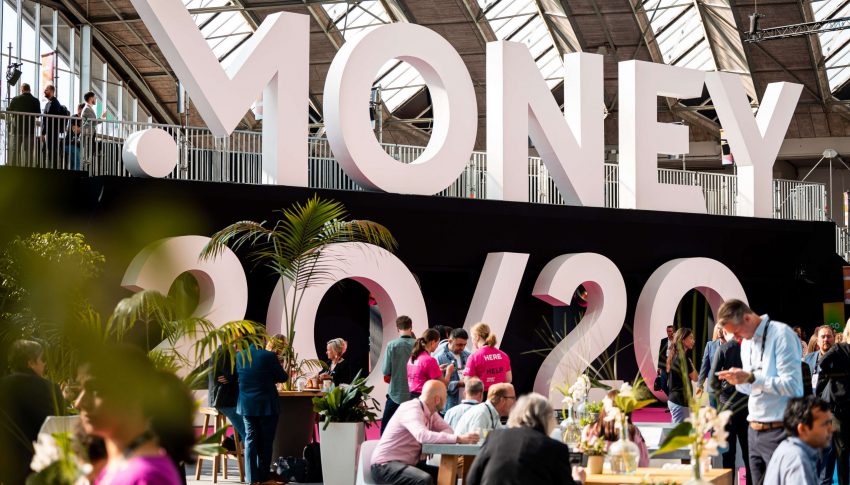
left=40, top=52, right=55, bottom=88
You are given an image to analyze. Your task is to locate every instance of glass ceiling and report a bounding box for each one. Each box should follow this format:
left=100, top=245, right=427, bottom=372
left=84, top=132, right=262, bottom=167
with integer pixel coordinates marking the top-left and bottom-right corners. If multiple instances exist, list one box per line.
left=644, top=0, right=716, bottom=71
left=185, top=0, right=254, bottom=70
left=813, top=0, right=850, bottom=92
left=478, top=0, right=564, bottom=88
left=322, top=1, right=426, bottom=112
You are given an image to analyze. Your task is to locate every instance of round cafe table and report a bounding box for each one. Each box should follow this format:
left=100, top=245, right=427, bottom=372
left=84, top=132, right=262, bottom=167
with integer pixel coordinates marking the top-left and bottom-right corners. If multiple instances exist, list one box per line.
left=271, top=390, right=324, bottom=460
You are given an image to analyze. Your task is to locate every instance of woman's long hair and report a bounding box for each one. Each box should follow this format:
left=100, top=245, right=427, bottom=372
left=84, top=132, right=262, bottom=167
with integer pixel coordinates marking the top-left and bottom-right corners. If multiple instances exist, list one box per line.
left=410, top=328, right=440, bottom=363
left=591, top=390, right=637, bottom=441
left=666, top=327, right=694, bottom=373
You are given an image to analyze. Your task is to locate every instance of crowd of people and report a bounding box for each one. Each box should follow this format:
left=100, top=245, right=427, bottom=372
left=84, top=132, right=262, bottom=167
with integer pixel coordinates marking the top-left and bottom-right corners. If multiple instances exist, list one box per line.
left=655, top=299, right=850, bottom=485
left=5, top=298, right=850, bottom=485
left=6, top=83, right=105, bottom=170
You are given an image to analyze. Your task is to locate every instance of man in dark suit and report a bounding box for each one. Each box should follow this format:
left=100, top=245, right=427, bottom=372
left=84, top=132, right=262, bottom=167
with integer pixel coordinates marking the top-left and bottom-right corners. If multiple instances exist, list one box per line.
left=6, top=83, right=41, bottom=166
left=657, top=325, right=674, bottom=395
left=815, top=336, right=850, bottom=485
left=0, top=340, right=65, bottom=485
left=236, top=339, right=287, bottom=484
left=708, top=330, right=751, bottom=484
left=41, top=84, right=65, bottom=166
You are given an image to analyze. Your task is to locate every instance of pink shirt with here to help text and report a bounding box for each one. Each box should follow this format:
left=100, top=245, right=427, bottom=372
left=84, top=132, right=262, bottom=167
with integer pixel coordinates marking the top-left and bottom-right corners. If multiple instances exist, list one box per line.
left=407, top=352, right=442, bottom=394
left=464, top=346, right=511, bottom=391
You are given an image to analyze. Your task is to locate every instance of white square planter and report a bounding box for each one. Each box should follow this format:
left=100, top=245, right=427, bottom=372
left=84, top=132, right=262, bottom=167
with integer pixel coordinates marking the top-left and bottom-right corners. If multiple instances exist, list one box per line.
left=319, top=422, right=366, bottom=485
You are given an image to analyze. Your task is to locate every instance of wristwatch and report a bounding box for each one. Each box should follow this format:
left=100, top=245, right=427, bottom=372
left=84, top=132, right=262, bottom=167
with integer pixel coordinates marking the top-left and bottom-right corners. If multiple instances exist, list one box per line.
left=746, top=372, right=756, bottom=384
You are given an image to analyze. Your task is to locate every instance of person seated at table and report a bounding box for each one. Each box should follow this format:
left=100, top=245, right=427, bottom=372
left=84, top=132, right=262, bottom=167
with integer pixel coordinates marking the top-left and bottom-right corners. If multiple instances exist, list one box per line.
left=580, top=389, right=650, bottom=467
left=764, top=396, right=833, bottom=485
left=466, top=392, right=584, bottom=485
left=453, top=383, right=516, bottom=435
left=443, top=377, right=484, bottom=430
left=318, top=337, right=351, bottom=386
left=371, top=380, right=479, bottom=485
left=408, top=328, right=454, bottom=399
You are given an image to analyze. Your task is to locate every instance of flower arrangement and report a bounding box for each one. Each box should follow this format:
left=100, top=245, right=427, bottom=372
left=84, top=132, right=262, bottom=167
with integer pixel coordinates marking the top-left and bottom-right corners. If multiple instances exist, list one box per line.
left=602, top=380, right=655, bottom=429
left=654, top=406, right=732, bottom=480
left=580, top=400, right=604, bottom=427
left=578, top=435, right=607, bottom=456
left=557, top=373, right=591, bottom=414
left=28, top=433, right=91, bottom=485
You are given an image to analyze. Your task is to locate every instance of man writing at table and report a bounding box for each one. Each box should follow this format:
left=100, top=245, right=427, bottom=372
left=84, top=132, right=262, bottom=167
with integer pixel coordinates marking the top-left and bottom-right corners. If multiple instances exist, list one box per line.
left=716, top=299, right=804, bottom=485
left=371, top=380, right=479, bottom=485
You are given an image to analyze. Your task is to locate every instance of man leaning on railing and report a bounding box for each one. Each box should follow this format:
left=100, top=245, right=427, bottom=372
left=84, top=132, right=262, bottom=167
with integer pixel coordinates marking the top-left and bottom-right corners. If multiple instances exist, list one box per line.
left=41, top=84, right=67, bottom=167
left=6, top=83, right=41, bottom=167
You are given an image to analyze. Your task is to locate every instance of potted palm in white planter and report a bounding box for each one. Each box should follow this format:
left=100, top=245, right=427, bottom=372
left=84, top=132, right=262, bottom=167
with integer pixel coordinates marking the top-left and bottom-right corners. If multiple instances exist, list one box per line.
left=312, top=371, right=380, bottom=485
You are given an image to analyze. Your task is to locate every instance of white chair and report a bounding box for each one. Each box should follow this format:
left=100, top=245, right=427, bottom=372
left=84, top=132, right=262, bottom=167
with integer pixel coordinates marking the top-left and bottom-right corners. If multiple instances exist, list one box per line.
left=356, top=440, right=379, bottom=485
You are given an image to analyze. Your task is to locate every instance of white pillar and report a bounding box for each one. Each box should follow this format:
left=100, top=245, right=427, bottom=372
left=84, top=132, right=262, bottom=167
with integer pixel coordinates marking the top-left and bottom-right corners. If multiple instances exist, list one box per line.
left=79, top=25, right=91, bottom=97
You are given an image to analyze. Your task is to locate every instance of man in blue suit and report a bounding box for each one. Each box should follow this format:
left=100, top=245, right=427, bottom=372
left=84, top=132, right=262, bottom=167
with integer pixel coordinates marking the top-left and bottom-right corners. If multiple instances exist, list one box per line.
left=237, top=338, right=288, bottom=484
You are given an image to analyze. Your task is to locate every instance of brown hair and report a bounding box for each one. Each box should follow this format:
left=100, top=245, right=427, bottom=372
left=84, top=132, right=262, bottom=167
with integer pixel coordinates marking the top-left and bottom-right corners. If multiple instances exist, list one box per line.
left=396, top=315, right=412, bottom=330
left=591, top=390, right=638, bottom=442
left=487, top=382, right=513, bottom=405
left=716, top=299, right=753, bottom=327
left=411, top=328, right=440, bottom=363
left=471, top=322, right=497, bottom=347
left=666, top=327, right=694, bottom=373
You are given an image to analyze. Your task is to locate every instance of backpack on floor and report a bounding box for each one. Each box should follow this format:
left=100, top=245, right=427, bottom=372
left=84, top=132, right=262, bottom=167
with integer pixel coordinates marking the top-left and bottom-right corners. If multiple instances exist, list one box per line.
left=303, top=442, right=322, bottom=482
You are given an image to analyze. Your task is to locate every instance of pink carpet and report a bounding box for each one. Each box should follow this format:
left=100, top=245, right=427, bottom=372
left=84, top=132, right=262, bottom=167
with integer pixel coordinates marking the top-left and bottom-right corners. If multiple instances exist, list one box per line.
left=632, top=407, right=672, bottom=423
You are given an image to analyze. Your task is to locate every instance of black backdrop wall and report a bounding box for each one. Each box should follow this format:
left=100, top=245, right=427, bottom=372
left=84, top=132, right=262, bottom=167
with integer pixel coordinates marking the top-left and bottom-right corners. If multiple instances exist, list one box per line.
left=0, top=167, right=843, bottom=393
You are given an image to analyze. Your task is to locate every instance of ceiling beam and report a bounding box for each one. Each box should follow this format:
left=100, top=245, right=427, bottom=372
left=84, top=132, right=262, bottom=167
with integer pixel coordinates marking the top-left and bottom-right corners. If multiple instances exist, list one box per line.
left=693, top=0, right=756, bottom=99
left=456, top=0, right=497, bottom=46
left=533, top=0, right=584, bottom=54
left=629, top=0, right=721, bottom=139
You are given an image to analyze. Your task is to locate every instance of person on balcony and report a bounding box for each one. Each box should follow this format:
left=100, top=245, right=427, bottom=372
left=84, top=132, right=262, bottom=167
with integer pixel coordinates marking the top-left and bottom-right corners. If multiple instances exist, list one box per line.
left=81, top=91, right=106, bottom=168
left=6, top=83, right=41, bottom=167
left=41, top=85, right=66, bottom=168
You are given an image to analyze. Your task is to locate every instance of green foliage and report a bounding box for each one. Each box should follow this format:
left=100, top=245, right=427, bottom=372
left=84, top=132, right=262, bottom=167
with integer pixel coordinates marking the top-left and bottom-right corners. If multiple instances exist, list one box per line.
left=652, top=422, right=695, bottom=456
left=201, top=196, right=396, bottom=385
left=0, top=232, right=105, bottom=382
left=579, top=400, right=604, bottom=427
left=194, top=425, right=229, bottom=457
left=312, top=371, right=381, bottom=430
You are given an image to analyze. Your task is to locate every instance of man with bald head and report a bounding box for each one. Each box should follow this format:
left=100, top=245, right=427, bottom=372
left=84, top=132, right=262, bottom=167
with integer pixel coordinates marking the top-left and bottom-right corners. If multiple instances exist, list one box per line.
left=453, top=383, right=516, bottom=435
left=372, top=380, right=479, bottom=485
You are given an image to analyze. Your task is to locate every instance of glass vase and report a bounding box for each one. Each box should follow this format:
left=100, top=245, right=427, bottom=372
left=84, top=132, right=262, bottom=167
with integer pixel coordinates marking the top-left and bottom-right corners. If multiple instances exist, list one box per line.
left=684, top=443, right=712, bottom=485
left=607, top=418, right=639, bottom=475
left=561, top=406, right=581, bottom=446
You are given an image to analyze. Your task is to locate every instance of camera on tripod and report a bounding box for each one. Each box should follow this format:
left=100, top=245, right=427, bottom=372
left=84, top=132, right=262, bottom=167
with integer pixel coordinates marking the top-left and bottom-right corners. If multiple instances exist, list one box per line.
left=6, top=61, right=23, bottom=86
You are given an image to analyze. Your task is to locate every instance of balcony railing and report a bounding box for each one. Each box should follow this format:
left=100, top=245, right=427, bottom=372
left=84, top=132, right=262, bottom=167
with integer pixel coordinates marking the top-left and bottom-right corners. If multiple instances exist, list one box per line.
left=0, top=110, right=828, bottom=224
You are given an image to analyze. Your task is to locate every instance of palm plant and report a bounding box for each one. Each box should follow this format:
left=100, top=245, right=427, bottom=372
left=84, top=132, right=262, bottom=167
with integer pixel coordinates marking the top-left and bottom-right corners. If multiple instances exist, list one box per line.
left=200, top=196, right=397, bottom=384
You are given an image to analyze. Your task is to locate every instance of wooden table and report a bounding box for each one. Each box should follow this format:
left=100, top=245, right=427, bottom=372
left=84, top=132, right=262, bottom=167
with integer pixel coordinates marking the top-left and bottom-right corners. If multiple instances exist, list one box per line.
left=585, top=467, right=733, bottom=485
left=421, top=443, right=482, bottom=485
left=272, top=390, right=324, bottom=459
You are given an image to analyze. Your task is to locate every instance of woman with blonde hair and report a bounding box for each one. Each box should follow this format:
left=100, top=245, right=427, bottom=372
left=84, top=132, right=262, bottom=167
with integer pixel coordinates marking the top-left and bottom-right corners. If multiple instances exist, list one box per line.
left=318, top=337, right=351, bottom=386
left=466, top=393, right=583, bottom=485
left=464, top=323, right=512, bottom=394
left=697, top=324, right=726, bottom=407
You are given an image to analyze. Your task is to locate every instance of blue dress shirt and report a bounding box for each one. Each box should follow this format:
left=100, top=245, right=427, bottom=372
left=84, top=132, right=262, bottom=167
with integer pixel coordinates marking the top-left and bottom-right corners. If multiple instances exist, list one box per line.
left=436, top=345, right=470, bottom=411
left=737, top=315, right=804, bottom=422
left=763, top=437, right=820, bottom=485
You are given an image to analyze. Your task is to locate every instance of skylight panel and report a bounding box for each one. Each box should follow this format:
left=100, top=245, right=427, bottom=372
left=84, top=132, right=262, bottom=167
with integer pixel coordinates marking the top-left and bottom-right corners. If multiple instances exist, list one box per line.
left=184, top=0, right=253, bottom=69
left=814, top=0, right=850, bottom=90
left=646, top=0, right=717, bottom=71
left=321, top=1, right=424, bottom=112
left=478, top=0, right=563, bottom=88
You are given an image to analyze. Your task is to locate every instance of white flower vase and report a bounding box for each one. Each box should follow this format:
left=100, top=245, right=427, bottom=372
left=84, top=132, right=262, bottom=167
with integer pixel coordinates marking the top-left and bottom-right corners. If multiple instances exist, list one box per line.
left=606, top=419, right=639, bottom=475
left=561, top=407, right=581, bottom=446
left=683, top=444, right=712, bottom=485
left=319, top=422, right=365, bottom=485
